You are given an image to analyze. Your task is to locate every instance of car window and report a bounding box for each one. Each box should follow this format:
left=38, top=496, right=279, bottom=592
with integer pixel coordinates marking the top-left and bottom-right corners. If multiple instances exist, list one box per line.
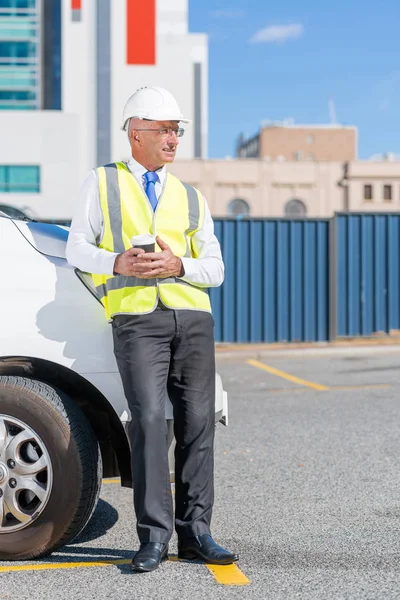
left=74, top=269, right=102, bottom=304
left=0, top=204, right=33, bottom=220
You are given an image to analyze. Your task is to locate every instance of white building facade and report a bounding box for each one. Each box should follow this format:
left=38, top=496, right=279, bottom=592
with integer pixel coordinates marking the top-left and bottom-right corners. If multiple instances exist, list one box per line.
left=0, top=0, right=208, bottom=220
left=170, top=158, right=400, bottom=218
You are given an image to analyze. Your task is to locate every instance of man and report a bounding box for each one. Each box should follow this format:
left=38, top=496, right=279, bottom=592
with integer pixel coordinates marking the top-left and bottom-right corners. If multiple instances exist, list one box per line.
left=66, top=86, right=238, bottom=572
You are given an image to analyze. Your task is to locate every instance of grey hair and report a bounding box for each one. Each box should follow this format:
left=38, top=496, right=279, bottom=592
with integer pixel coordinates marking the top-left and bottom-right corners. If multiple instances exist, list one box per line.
left=126, top=117, right=146, bottom=140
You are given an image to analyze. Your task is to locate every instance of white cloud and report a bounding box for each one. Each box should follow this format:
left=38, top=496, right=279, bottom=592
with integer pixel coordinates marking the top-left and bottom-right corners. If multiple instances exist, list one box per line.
left=210, top=9, right=246, bottom=18
left=249, top=23, right=304, bottom=44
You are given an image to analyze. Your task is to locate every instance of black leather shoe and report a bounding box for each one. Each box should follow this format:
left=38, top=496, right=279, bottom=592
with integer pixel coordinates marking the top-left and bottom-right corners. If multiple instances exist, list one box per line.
left=131, top=542, right=168, bottom=572
left=178, top=534, right=239, bottom=565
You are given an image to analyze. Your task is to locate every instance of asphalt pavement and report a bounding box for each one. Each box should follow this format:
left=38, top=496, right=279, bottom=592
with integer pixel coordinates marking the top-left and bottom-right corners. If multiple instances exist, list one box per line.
left=2, top=345, right=400, bottom=599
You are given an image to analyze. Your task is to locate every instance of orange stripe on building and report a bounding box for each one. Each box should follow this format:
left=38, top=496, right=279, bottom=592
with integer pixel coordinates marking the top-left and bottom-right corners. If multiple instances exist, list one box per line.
left=126, top=0, right=156, bottom=65
left=71, top=0, right=81, bottom=9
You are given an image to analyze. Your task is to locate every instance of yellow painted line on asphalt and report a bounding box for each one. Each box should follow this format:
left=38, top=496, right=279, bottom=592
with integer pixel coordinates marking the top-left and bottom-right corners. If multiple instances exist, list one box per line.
left=263, top=383, right=392, bottom=395
left=206, top=563, right=250, bottom=586
left=171, top=555, right=249, bottom=586
left=247, top=359, right=330, bottom=391
left=0, top=559, right=131, bottom=573
left=0, top=557, right=251, bottom=585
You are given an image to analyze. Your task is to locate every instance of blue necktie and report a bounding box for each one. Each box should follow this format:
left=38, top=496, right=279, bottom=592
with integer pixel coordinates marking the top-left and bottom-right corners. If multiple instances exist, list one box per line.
left=144, top=171, right=159, bottom=212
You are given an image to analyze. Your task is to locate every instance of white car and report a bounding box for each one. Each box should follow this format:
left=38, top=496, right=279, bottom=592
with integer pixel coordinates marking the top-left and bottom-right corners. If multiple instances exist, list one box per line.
left=0, top=212, right=228, bottom=561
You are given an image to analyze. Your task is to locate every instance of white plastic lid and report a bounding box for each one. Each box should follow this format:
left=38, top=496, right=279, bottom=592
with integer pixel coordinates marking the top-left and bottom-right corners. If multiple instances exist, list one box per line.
left=131, top=234, right=156, bottom=246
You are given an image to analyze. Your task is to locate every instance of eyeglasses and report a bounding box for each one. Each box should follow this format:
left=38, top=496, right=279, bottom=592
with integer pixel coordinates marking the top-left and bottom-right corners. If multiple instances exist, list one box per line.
left=134, top=127, right=185, bottom=138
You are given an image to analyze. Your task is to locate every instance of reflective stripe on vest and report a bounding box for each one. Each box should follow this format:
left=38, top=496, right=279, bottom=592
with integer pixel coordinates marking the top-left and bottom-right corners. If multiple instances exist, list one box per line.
left=91, top=162, right=212, bottom=320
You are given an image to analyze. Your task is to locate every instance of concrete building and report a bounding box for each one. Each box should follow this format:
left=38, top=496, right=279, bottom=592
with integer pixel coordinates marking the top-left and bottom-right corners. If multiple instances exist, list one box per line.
left=0, top=2, right=397, bottom=222
left=0, top=0, right=207, bottom=220
left=169, top=157, right=400, bottom=218
left=237, top=121, right=357, bottom=162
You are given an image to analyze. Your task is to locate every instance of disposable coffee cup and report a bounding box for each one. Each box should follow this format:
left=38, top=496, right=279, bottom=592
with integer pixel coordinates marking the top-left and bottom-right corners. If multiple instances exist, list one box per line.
left=131, top=234, right=155, bottom=253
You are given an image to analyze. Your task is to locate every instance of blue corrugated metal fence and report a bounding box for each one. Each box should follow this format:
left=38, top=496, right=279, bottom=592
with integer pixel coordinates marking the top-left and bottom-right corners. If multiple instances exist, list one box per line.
left=335, top=213, right=400, bottom=337
left=211, top=214, right=400, bottom=343
left=210, top=219, right=330, bottom=343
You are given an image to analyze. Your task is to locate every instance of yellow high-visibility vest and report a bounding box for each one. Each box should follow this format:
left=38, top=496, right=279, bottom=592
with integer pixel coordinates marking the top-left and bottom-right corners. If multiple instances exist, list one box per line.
left=92, top=161, right=212, bottom=320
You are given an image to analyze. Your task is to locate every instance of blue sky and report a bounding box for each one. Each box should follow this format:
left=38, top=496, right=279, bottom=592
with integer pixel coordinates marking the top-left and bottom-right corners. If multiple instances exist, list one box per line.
left=189, top=0, right=400, bottom=159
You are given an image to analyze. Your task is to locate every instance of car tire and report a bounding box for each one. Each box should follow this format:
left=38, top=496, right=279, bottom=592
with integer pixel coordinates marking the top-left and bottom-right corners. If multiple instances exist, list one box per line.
left=0, top=376, right=102, bottom=560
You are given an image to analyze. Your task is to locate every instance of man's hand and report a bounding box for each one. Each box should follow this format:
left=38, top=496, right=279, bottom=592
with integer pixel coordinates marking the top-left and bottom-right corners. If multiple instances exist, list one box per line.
left=113, top=247, right=146, bottom=276
left=129, top=236, right=184, bottom=279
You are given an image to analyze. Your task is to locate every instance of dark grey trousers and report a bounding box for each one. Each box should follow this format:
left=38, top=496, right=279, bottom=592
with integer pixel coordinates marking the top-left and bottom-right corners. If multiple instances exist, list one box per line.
left=112, top=307, right=216, bottom=543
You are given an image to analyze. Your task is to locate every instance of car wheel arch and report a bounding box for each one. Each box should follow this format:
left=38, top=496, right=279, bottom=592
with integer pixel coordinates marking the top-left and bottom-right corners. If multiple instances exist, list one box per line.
left=0, top=356, right=132, bottom=488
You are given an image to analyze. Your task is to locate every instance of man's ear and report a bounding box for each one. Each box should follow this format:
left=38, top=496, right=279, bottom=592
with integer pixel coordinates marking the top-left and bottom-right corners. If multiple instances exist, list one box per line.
left=129, top=130, right=139, bottom=143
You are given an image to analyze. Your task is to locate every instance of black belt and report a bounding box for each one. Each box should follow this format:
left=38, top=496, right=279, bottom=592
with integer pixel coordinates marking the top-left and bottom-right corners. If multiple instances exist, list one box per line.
left=156, top=299, right=171, bottom=311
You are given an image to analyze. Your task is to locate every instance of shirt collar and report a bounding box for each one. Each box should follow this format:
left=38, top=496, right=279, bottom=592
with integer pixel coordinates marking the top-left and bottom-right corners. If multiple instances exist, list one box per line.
left=127, top=157, right=167, bottom=185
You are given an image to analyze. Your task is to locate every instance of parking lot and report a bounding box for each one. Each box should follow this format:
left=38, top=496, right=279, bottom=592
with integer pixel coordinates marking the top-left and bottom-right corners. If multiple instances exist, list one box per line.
left=2, top=345, right=400, bottom=599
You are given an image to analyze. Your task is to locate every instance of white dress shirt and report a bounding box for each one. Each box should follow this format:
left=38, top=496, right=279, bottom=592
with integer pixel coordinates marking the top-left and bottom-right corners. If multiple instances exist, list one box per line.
left=66, top=157, right=224, bottom=287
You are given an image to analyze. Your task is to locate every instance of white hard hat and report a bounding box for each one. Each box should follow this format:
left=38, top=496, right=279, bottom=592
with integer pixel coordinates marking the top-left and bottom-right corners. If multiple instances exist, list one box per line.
left=121, top=86, right=191, bottom=131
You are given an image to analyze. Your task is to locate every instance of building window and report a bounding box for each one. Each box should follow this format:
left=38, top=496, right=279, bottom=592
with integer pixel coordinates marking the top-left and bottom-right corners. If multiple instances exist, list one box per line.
left=0, top=90, right=36, bottom=100
left=0, top=1, right=37, bottom=8
left=294, top=151, right=302, bottom=161
left=383, top=184, right=392, bottom=201
left=0, top=1, right=40, bottom=110
left=0, top=165, right=40, bottom=192
left=364, top=184, right=373, bottom=201
left=308, top=153, right=315, bottom=161
left=228, top=198, right=250, bottom=217
left=285, top=198, right=307, bottom=217
left=0, top=41, right=37, bottom=62
left=306, top=134, right=314, bottom=144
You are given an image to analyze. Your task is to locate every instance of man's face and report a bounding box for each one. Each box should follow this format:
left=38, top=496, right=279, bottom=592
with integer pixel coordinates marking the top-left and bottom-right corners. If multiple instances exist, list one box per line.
left=130, top=120, right=181, bottom=167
